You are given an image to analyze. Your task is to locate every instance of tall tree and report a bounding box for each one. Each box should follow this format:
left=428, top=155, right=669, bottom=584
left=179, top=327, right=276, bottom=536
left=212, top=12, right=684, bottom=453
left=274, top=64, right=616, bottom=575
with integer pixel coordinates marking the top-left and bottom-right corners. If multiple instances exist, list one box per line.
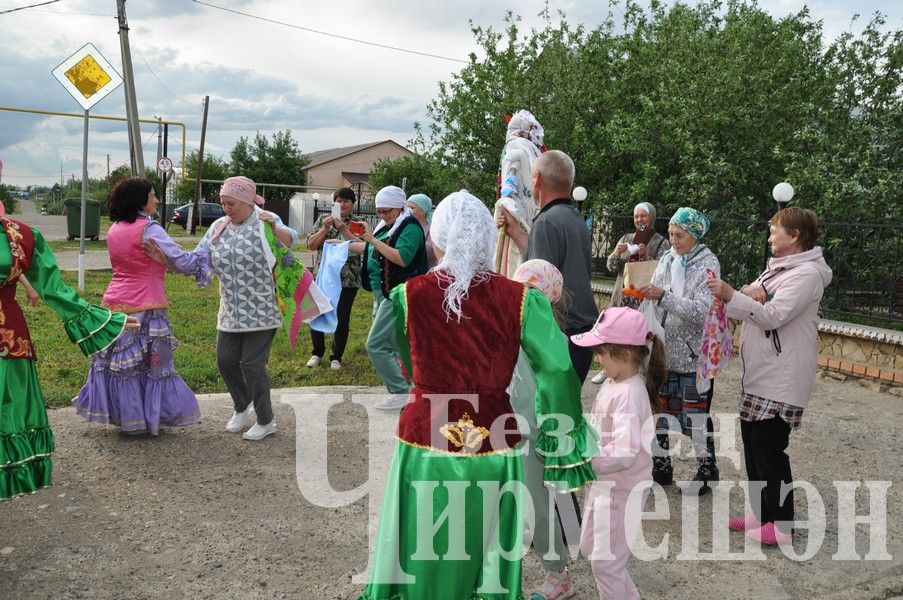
left=173, top=151, right=231, bottom=204
left=415, top=0, right=901, bottom=222
left=229, top=130, right=309, bottom=202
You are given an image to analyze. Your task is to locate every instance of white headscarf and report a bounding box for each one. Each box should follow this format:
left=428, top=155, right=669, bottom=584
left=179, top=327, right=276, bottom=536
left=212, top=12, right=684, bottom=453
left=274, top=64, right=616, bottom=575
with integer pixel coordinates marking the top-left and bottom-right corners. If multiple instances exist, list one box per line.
left=634, top=202, right=657, bottom=223
left=431, top=190, right=496, bottom=322
left=374, top=185, right=411, bottom=238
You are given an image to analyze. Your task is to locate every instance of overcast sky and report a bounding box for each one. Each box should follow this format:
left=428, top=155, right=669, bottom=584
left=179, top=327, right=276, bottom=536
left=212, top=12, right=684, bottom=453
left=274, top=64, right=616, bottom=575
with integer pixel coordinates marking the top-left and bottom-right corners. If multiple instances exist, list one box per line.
left=1, top=0, right=900, bottom=188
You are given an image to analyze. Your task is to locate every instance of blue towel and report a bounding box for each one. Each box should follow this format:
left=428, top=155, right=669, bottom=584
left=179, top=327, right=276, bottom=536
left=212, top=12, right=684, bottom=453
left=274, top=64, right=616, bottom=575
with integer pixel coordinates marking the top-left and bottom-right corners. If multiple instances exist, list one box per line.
left=310, top=241, right=349, bottom=334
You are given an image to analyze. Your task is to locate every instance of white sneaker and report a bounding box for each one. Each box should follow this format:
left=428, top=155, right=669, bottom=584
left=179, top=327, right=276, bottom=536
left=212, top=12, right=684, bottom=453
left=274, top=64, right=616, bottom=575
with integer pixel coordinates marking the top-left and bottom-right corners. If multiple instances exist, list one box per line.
left=306, top=355, right=322, bottom=368
left=374, top=394, right=409, bottom=411
left=242, top=421, right=276, bottom=440
left=591, top=372, right=607, bottom=384
left=225, top=405, right=255, bottom=433
left=330, top=359, right=341, bottom=370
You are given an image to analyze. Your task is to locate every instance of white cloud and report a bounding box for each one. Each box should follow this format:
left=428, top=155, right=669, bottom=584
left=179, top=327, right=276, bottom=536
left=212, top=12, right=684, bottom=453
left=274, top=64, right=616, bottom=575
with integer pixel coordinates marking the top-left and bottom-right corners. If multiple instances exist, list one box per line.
left=1, top=0, right=899, bottom=187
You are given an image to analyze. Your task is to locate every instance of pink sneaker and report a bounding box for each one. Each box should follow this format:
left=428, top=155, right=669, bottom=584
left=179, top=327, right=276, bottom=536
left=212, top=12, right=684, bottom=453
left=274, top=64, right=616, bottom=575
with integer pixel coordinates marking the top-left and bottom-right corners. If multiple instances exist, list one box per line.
left=530, top=571, right=574, bottom=600
left=746, top=522, right=793, bottom=545
left=728, top=512, right=761, bottom=532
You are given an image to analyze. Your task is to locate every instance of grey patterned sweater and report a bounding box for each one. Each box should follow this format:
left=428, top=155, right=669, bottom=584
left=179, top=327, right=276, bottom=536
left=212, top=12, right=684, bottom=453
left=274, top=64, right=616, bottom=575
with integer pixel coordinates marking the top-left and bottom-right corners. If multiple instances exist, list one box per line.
left=202, top=211, right=282, bottom=332
left=650, top=244, right=720, bottom=373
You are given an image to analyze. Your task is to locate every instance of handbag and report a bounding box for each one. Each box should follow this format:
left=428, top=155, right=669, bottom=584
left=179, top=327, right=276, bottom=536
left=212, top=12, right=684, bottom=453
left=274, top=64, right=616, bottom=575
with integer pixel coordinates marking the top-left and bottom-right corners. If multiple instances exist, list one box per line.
left=624, top=259, right=659, bottom=289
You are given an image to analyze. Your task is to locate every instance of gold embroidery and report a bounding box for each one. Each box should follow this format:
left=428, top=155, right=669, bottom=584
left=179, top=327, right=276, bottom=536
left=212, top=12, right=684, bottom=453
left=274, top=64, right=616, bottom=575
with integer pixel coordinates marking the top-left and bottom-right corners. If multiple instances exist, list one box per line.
left=2, top=218, right=26, bottom=286
left=397, top=437, right=523, bottom=457
left=439, top=412, right=490, bottom=450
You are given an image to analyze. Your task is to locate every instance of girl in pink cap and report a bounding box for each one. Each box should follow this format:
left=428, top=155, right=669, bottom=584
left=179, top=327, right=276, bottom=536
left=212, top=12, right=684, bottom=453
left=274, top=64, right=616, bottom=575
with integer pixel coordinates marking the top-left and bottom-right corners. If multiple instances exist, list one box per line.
left=571, top=307, right=666, bottom=600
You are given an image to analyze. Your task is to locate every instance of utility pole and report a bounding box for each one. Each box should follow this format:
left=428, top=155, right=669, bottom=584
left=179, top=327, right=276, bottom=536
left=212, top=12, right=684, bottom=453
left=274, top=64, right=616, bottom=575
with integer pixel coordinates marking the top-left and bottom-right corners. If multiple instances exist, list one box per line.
left=106, top=154, right=110, bottom=179
left=156, top=115, right=162, bottom=177
left=161, top=122, right=169, bottom=228
left=116, top=0, right=144, bottom=175
left=191, top=95, right=210, bottom=235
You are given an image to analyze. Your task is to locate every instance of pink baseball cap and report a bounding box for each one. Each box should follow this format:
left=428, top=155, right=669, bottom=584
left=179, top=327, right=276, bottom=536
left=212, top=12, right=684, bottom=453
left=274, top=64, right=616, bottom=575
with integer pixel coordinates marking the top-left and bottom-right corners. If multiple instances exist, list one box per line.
left=220, top=175, right=265, bottom=206
left=570, top=307, right=649, bottom=347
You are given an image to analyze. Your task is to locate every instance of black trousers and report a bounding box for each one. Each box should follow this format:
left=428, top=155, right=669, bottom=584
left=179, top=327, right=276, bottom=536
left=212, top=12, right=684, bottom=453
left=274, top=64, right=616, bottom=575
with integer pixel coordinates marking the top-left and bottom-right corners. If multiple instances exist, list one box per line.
left=566, top=328, right=594, bottom=384
left=311, top=286, right=358, bottom=361
left=741, top=417, right=794, bottom=532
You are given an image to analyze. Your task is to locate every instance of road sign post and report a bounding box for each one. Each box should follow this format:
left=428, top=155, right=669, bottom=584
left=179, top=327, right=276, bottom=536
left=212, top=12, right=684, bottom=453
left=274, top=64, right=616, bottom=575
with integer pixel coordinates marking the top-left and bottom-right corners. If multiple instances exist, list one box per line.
left=52, top=43, right=122, bottom=289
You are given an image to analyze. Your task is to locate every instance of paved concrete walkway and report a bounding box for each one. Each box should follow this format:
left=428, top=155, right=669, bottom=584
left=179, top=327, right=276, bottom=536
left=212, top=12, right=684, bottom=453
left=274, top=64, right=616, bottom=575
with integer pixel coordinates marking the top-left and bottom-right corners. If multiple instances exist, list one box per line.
left=1, top=365, right=901, bottom=599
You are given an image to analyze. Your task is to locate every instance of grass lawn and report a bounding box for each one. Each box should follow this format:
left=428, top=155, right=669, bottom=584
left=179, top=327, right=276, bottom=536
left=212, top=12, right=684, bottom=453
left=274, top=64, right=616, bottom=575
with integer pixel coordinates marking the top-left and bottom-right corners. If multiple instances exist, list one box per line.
left=22, top=270, right=383, bottom=407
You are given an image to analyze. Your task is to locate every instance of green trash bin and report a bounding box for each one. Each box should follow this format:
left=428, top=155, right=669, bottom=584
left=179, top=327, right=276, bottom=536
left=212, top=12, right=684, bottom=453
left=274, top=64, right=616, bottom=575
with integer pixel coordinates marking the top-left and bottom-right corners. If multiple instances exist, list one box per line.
left=64, top=197, right=102, bottom=241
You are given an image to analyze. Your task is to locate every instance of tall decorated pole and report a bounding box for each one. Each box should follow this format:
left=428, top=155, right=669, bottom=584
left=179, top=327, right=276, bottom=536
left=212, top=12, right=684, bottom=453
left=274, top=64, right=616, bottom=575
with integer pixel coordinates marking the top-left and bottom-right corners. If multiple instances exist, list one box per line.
left=52, top=44, right=122, bottom=289
left=494, top=110, right=546, bottom=278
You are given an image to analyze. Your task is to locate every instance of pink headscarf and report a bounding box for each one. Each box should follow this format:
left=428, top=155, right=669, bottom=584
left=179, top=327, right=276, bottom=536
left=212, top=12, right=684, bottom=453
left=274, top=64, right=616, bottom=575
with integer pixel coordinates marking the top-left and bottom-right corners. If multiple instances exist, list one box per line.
left=512, top=259, right=563, bottom=304
left=220, top=176, right=265, bottom=207
left=211, top=176, right=265, bottom=241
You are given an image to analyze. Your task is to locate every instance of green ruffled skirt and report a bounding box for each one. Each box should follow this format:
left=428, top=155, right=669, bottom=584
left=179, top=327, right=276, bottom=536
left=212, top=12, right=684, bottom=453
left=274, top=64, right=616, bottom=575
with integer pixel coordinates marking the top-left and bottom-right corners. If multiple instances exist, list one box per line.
left=0, top=357, right=54, bottom=499
left=360, top=442, right=526, bottom=600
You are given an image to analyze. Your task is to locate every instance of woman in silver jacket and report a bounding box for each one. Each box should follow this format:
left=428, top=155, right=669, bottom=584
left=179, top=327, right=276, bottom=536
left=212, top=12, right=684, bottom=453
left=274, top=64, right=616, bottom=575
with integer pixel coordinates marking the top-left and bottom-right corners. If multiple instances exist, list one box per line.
left=640, top=207, right=720, bottom=494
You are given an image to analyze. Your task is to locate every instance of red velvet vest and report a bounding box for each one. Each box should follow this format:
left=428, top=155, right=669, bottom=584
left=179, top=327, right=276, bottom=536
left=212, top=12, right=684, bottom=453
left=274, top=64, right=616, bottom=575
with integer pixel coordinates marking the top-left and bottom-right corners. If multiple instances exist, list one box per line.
left=397, top=271, right=527, bottom=455
left=0, top=217, right=36, bottom=360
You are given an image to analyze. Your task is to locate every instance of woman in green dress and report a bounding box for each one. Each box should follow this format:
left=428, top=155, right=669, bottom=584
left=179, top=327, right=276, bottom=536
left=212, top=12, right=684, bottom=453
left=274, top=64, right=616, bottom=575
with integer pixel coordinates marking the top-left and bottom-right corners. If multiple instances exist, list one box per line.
left=358, top=191, right=595, bottom=600
left=0, top=216, right=134, bottom=499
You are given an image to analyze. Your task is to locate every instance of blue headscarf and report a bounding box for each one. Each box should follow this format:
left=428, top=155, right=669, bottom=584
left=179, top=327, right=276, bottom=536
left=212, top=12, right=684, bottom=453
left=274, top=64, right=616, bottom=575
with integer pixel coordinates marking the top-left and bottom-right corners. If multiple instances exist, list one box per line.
left=669, top=207, right=711, bottom=240
left=407, top=194, right=434, bottom=224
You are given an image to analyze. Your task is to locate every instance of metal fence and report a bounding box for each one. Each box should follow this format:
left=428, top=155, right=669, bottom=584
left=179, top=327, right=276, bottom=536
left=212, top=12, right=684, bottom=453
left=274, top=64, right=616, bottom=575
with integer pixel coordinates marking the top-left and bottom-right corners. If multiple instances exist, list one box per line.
left=590, top=213, right=903, bottom=328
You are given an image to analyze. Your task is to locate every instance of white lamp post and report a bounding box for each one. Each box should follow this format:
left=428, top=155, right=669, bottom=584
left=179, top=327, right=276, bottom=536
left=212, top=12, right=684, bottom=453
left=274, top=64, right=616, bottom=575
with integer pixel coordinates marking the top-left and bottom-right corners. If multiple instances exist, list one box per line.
left=572, top=185, right=587, bottom=213
left=772, top=182, right=794, bottom=210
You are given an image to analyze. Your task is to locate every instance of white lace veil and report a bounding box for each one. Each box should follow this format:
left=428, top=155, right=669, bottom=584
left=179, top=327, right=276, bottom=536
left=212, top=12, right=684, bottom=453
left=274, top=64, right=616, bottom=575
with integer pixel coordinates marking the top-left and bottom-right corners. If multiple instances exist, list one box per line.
left=430, top=190, right=496, bottom=322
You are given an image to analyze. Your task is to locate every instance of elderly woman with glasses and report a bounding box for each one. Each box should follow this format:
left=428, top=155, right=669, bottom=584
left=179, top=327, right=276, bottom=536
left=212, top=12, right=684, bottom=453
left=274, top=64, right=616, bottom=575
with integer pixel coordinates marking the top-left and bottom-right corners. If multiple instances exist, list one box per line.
left=640, top=207, right=721, bottom=495
left=337, top=186, right=427, bottom=410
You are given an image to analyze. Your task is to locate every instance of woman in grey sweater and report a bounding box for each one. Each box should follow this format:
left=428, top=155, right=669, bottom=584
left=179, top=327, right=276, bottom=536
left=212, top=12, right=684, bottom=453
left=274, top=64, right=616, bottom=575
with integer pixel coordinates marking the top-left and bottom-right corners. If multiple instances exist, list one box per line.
left=640, top=207, right=720, bottom=494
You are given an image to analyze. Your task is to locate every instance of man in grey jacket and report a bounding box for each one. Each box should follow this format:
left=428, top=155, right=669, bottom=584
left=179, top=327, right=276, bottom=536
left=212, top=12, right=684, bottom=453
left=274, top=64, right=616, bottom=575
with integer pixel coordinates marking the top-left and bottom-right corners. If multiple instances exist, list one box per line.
left=496, top=148, right=598, bottom=600
left=497, top=150, right=598, bottom=383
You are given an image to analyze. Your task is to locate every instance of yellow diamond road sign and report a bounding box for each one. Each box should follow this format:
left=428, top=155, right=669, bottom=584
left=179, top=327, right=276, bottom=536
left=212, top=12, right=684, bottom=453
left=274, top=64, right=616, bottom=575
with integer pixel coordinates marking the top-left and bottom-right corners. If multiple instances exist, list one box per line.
left=52, top=43, right=122, bottom=111
left=65, top=55, right=112, bottom=99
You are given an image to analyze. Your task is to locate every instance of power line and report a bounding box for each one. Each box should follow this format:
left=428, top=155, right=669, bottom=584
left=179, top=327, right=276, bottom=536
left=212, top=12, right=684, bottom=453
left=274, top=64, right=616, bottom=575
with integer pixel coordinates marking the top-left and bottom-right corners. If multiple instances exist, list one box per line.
left=189, top=0, right=468, bottom=64
left=0, top=0, right=60, bottom=15
left=132, top=43, right=196, bottom=106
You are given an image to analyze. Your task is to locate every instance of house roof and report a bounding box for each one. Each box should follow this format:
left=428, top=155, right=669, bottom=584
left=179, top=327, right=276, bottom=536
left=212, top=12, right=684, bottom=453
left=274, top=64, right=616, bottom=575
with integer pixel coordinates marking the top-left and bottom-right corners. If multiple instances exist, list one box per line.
left=302, top=140, right=412, bottom=170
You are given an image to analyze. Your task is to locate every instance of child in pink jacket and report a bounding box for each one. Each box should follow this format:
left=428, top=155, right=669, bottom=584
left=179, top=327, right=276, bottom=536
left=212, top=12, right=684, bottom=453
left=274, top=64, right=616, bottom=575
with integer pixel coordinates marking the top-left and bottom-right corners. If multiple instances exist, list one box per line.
left=571, top=307, right=666, bottom=599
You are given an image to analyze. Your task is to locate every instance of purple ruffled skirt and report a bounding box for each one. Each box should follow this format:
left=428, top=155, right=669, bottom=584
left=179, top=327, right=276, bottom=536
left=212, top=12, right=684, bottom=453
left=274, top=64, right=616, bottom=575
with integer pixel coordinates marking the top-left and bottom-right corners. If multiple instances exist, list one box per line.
left=74, top=309, right=200, bottom=435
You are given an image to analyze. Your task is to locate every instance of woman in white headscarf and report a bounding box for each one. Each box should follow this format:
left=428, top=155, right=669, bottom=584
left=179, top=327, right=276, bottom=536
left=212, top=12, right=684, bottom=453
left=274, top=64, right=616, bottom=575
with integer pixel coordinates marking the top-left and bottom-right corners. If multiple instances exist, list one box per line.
left=606, top=202, right=670, bottom=303
left=338, top=185, right=427, bottom=410
left=593, top=202, right=671, bottom=384
left=358, top=191, right=595, bottom=600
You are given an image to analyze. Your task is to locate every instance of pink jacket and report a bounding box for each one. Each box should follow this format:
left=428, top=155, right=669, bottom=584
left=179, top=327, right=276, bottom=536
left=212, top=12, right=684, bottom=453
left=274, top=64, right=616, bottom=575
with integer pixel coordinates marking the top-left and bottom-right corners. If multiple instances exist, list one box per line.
left=102, top=218, right=168, bottom=313
left=588, top=374, right=653, bottom=497
left=727, top=247, right=832, bottom=408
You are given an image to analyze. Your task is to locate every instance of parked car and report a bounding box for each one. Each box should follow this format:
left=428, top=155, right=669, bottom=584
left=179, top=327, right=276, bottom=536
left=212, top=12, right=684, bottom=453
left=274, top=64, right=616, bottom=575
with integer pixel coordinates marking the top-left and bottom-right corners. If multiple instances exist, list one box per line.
left=171, top=202, right=225, bottom=228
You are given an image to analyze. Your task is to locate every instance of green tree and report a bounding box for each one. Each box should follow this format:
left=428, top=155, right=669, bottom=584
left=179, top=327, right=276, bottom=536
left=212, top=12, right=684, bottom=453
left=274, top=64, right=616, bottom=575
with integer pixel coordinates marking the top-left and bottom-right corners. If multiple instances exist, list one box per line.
left=0, top=184, right=18, bottom=214
left=368, top=152, right=467, bottom=201
left=417, top=0, right=901, bottom=222
left=173, top=151, right=231, bottom=204
left=229, top=130, right=309, bottom=201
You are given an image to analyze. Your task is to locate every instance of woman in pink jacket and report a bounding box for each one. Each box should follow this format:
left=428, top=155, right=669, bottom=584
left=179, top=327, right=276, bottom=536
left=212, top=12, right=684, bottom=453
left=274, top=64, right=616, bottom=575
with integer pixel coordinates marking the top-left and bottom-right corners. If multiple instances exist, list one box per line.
left=707, top=207, right=832, bottom=545
left=74, top=177, right=206, bottom=436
